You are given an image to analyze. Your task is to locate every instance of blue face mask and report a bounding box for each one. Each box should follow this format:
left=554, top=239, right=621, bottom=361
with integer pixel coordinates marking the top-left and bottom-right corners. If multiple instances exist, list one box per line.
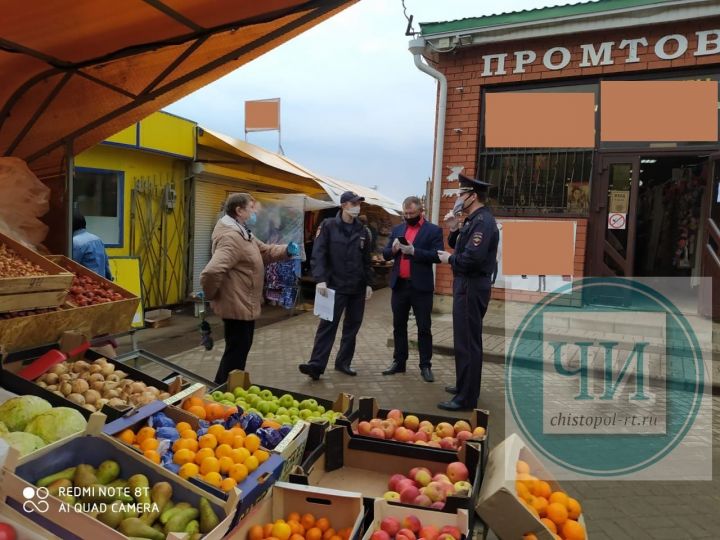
left=246, top=213, right=257, bottom=227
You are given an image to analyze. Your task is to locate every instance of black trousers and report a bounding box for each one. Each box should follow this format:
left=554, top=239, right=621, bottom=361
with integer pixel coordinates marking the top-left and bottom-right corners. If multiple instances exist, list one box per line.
left=392, top=279, right=433, bottom=369
left=308, top=291, right=365, bottom=372
left=453, top=276, right=491, bottom=407
left=215, top=319, right=255, bottom=384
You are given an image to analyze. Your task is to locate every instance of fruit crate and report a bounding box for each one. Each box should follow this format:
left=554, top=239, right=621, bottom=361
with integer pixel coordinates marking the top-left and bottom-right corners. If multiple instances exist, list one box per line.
left=229, top=482, right=364, bottom=540
left=200, top=369, right=354, bottom=461
left=0, top=344, right=185, bottom=421
left=476, top=434, right=590, bottom=540
left=290, top=424, right=483, bottom=532
left=102, top=400, right=286, bottom=513
left=2, top=433, right=238, bottom=540
left=361, top=499, right=469, bottom=540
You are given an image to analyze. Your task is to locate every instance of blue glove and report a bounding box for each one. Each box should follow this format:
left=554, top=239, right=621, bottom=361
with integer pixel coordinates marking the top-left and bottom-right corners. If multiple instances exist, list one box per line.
left=287, top=242, right=300, bottom=257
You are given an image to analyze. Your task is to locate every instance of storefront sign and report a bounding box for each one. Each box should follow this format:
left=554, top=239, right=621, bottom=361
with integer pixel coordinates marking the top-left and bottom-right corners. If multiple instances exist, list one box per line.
left=609, top=191, right=630, bottom=213
left=480, top=29, right=720, bottom=77
left=608, top=212, right=627, bottom=230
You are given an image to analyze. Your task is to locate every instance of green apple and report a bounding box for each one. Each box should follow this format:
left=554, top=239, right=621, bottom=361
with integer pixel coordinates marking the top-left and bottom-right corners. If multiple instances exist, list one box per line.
left=265, top=412, right=275, bottom=419
left=211, top=391, right=224, bottom=401
left=223, top=392, right=235, bottom=402
left=288, top=407, right=300, bottom=417
left=268, top=402, right=279, bottom=414
left=233, top=387, right=246, bottom=399
left=316, top=405, right=326, bottom=415
left=292, top=400, right=300, bottom=409
left=248, top=408, right=259, bottom=415
left=276, top=407, right=288, bottom=416
left=220, top=400, right=234, bottom=407
left=299, top=409, right=313, bottom=420
left=248, top=385, right=261, bottom=395
left=299, top=399, right=311, bottom=410
left=258, top=401, right=271, bottom=415
left=277, top=415, right=292, bottom=425
left=260, top=389, right=274, bottom=400
left=278, top=394, right=294, bottom=408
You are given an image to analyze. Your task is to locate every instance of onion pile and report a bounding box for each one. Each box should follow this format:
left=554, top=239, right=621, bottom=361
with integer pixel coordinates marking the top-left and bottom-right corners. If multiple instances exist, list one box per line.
left=34, top=358, right=172, bottom=412
left=0, top=244, right=47, bottom=278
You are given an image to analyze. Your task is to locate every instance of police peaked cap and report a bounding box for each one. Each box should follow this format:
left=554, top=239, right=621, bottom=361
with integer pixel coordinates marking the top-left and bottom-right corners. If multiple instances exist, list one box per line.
left=458, top=173, right=492, bottom=193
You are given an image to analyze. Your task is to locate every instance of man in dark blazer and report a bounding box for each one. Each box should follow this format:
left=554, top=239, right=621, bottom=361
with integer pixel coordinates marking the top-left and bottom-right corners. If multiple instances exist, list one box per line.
left=381, top=196, right=444, bottom=382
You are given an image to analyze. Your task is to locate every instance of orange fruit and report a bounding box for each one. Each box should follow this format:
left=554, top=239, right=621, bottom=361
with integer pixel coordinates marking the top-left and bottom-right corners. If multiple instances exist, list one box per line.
left=206, top=403, right=225, bottom=421
left=220, top=477, right=237, bottom=493
left=288, top=520, right=303, bottom=535
left=523, top=535, right=538, bottom=540
left=184, top=396, right=204, bottom=410
left=328, top=536, right=342, bottom=540
left=173, top=448, right=196, bottom=465
left=523, top=500, right=540, bottom=518
left=229, top=426, right=247, bottom=438
left=230, top=447, right=250, bottom=464
left=194, top=447, right=215, bottom=465
left=322, top=528, right=336, bottom=540
left=136, top=427, right=156, bottom=444
left=306, top=527, right=322, bottom=540
left=567, top=497, right=582, bottom=519
left=548, top=491, right=569, bottom=507
left=263, top=524, right=275, bottom=538
left=143, top=450, right=161, bottom=463
left=198, top=434, right=218, bottom=450
left=176, top=438, right=199, bottom=453
left=531, top=496, right=548, bottom=517
left=118, top=429, right=135, bottom=444
left=244, top=434, right=261, bottom=453
left=290, top=535, right=305, bottom=540
left=532, top=480, right=551, bottom=499
left=188, top=405, right=206, bottom=419
left=140, top=438, right=159, bottom=452
left=208, top=424, right=226, bottom=439
left=516, top=460, right=531, bottom=474
left=232, top=436, right=246, bottom=449
left=180, top=429, right=198, bottom=440
left=248, top=525, right=264, bottom=540
left=176, top=421, right=192, bottom=433
left=199, top=456, right=220, bottom=475
left=546, top=502, right=568, bottom=527
left=337, top=529, right=352, bottom=540
left=561, top=520, right=585, bottom=540
left=253, top=449, right=270, bottom=464
left=272, top=522, right=292, bottom=540
left=540, top=518, right=557, bottom=534
left=315, top=518, right=330, bottom=533
left=244, top=455, right=259, bottom=472
left=178, top=462, right=200, bottom=480
left=218, top=456, right=234, bottom=475
left=203, top=471, right=223, bottom=488
left=301, top=514, right=316, bottom=530
left=218, top=430, right=236, bottom=446
left=215, top=444, right=233, bottom=459
left=516, top=482, right=532, bottom=502
left=228, top=463, right=248, bottom=483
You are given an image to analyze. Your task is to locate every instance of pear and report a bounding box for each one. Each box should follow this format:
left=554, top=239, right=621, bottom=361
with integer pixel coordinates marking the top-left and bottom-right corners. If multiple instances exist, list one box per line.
left=118, top=517, right=165, bottom=540
left=165, top=507, right=199, bottom=534
left=127, top=474, right=151, bottom=505
left=73, top=464, right=98, bottom=489
left=199, top=497, right=220, bottom=533
left=37, top=467, right=76, bottom=488
left=96, top=460, right=120, bottom=484
left=140, top=482, right=172, bottom=525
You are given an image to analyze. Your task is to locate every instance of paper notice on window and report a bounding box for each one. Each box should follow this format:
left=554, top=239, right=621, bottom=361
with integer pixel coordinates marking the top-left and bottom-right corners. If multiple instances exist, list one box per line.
left=313, top=288, right=335, bottom=322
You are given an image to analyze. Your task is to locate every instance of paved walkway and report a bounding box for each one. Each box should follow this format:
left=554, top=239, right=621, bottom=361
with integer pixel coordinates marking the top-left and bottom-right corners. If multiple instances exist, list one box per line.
left=129, top=289, right=719, bottom=540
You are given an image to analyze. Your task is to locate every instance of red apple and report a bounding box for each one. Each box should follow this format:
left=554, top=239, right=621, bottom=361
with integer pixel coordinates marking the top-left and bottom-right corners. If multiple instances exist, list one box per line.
left=358, top=421, right=372, bottom=435
left=372, top=531, right=391, bottom=540
left=396, top=478, right=417, bottom=493
left=370, top=418, right=383, bottom=429
left=395, top=426, right=414, bottom=442
left=453, top=420, right=472, bottom=435
left=432, top=473, right=451, bottom=484
left=388, top=473, right=407, bottom=491
left=446, top=462, right=469, bottom=483
left=418, top=421, right=434, bottom=436
left=437, top=534, right=455, bottom=540
left=435, top=422, right=454, bottom=438
left=387, top=409, right=404, bottom=427
left=439, top=526, right=462, bottom=540
left=380, top=420, right=396, bottom=439
left=413, top=493, right=432, bottom=507
left=413, top=430, right=429, bottom=443
left=369, top=427, right=386, bottom=439
left=472, top=426, right=486, bottom=438
left=402, top=516, right=422, bottom=534
left=396, top=529, right=416, bottom=540
left=419, top=526, right=440, bottom=540
left=404, top=414, right=420, bottom=430
left=453, top=480, right=472, bottom=495
left=427, top=441, right=441, bottom=448
left=400, top=485, right=420, bottom=504
left=456, top=431, right=473, bottom=447
left=414, top=469, right=432, bottom=487
left=430, top=501, right=445, bottom=510
left=383, top=491, right=401, bottom=501
left=381, top=517, right=401, bottom=537
left=439, top=437, right=457, bottom=450
left=414, top=440, right=428, bottom=446
left=421, top=482, right=445, bottom=503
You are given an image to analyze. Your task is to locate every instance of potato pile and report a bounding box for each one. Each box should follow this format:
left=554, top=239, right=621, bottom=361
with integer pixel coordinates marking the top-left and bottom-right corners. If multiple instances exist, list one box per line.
left=0, top=307, right=60, bottom=320
left=0, top=244, right=47, bottom=278
left=35, top=357, right=172, bottom=412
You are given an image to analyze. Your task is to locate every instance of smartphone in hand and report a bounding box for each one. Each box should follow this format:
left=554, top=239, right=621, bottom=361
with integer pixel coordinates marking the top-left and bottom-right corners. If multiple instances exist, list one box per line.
left=398, top=236, right=409, bottom=245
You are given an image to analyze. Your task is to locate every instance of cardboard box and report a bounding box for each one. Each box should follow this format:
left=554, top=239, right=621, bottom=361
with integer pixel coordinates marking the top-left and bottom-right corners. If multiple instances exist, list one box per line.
left=3, top=433, right=238, bottom=540
left=229, top=482, right=364, bottom=539
left=361, top=499, right=468, bottom=540
left=476, top=434, right=589, bottom=540
left=292, top=424, right=483, bottom=532
left=144, top=308, right=172, bottom=328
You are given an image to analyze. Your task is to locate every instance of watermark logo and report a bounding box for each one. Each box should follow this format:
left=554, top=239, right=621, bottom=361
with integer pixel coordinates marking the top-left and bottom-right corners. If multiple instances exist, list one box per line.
left=22, top=487, right=49, bottom=513
left=506, top=277, right=712, bottom=480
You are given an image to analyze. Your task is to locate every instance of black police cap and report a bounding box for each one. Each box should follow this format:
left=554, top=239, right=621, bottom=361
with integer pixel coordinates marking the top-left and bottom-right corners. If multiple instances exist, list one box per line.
left=458, top=173, right=492, bottom=193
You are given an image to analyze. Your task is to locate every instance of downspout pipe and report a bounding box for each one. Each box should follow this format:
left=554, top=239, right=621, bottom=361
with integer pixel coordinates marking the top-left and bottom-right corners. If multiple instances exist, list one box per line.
left=409, top=37, right=447, bottom=226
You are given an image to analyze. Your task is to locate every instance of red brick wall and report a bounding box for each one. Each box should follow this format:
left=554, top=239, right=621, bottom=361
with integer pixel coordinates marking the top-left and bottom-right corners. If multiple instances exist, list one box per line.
left=431, top=18, right=720, bottom=297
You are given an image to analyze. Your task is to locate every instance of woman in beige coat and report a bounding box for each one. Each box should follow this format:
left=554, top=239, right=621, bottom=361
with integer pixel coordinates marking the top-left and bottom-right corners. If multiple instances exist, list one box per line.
left=201, top=193, right=297, bottom=384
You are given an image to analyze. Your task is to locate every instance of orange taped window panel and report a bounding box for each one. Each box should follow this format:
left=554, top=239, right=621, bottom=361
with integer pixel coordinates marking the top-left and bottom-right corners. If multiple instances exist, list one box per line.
left=600, top=81, right=718, bottom=142
left=485, top=93, right=596, bottom=148
left=502, top=221, right=575, bottom=276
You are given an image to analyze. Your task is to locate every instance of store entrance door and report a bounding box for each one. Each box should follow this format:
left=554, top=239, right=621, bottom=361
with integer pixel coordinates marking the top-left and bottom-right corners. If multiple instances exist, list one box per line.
left=699, top=154, right=720, bottom=320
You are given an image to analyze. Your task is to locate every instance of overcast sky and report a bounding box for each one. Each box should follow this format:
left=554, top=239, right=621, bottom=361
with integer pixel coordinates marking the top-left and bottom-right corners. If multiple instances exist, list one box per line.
left=165, top=0, right=554, bottom=203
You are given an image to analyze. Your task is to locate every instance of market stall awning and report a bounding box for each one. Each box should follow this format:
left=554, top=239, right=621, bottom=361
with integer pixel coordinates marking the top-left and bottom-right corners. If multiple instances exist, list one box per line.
left=0, top=0, right=357, bottom=178
left=314, top=175, right=403, bottom=216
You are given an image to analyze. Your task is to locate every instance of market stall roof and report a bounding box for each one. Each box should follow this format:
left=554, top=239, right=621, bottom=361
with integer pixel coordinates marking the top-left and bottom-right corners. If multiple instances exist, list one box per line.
left=0, top=0, right=357, bottom=179
left=314, top=175, right=403, bottom=216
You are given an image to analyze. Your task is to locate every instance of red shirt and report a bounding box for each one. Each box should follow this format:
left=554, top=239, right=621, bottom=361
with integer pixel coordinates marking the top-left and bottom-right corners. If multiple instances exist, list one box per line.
left=399, top=217, right=424, bottom=279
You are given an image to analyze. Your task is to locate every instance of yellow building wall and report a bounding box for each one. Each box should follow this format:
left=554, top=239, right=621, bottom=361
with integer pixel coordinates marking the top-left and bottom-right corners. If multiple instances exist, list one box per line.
left=75, top=144, right=189, bottom=308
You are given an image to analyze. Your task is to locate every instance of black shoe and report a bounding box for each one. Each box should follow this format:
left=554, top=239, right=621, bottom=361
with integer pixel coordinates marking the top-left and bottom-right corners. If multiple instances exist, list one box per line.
left=299, top=363, right=320, bottom=381
left=444, top=385, right=458, bottom=394
left=382, top=362, right=406, bottom=375
left=421, top=368, right=435, bottom=383
left=334, top=365, right=357, bottom=376
left=437, top=399, right=473, bottom=411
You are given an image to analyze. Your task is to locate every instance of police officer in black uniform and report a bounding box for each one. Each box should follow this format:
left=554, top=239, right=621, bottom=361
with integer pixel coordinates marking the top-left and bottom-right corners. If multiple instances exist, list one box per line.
left=299, top=191, right=373, bottom=380
left=437, top=174, right=499, bottom=411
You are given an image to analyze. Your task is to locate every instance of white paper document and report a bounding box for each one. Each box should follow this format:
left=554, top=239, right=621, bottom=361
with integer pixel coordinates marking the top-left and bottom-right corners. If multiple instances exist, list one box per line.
left=313, top=287, right=335, bottom=321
